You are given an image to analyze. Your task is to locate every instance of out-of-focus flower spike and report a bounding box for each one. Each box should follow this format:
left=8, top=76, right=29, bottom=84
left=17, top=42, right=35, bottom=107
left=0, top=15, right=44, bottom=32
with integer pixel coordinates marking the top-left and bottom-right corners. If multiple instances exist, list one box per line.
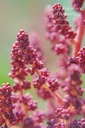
left=72, top=0, right=84, bottom=12
left=52, top=3, right=76, bottom=39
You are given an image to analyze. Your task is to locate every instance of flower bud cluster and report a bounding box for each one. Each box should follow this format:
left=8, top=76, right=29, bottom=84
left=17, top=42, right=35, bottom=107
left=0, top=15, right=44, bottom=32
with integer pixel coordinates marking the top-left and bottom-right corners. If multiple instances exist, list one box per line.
left=0, top=83, right=17, bottom=127
left=68, top=118, right=85, bottom=128
left=44, top=3, right=76, bottom=42
left=72, top=0, right=84, bottom=11
left=75, top=46, right=85, bottom=72
left=52, top=4, right=76, bottom=39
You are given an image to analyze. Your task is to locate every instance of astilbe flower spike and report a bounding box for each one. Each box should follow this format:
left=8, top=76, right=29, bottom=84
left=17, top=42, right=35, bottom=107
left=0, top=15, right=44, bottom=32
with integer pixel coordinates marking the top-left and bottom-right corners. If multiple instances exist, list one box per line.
left=0, top=0, right=85, bottom=128
left=44, top=3, right=76, bottom=42
left=52, top=4, right=76, bottom=39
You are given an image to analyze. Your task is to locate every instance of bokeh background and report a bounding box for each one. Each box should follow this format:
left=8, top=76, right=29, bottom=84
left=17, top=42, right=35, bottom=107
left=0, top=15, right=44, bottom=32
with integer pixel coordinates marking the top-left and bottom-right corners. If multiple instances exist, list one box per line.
left=0, top=0, right=78, bottom=86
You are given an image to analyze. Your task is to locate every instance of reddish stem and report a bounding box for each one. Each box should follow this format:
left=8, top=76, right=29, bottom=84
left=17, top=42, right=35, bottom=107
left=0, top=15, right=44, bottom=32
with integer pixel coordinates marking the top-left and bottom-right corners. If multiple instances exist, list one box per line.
left=19, top=81, right=29, bottom=117
left=73, top=10, right=85, bottom=57
left=54, top=92, right=63, bottom=105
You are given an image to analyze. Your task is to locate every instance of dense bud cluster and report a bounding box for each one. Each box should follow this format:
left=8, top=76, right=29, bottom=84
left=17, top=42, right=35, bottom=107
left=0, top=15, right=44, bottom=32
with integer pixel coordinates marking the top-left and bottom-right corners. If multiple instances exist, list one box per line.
left=44, top=4, right=76, bottom=42
left=33, top=75, right=46, bottom=89
left=33, top=110, right=46, bottom=123
left=56, top=106, right=74, bottom=120
left=0, top=83, right=17, bottom=127
left=75, top=46, right=85, bottom=72
left=68, top=118, right=85, bottom=128
left=22, top=117, right=34, bottom=128
left=53, top=43, right=67, bottom=55
left=9, top=29, right=36, bottom=81
left=37, top=87, right=52, bottom=100
left=47, top=119, right=66, bottom=128
left=72, top=0, right=84, bottom=11
left=47, top=77, right=60, bottom=92
left=52, top=4, right=76, bottom=39
left=0, top=0, right=85, bottom=127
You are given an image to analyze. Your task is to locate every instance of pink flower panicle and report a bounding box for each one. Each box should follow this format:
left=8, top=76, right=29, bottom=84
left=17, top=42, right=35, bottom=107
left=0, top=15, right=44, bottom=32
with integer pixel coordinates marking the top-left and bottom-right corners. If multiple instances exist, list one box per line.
left=44, top=4, right=76, bottom=42
left=52, top=4, right=76, bottom=39
left=9, top=29, right=37, bottom=81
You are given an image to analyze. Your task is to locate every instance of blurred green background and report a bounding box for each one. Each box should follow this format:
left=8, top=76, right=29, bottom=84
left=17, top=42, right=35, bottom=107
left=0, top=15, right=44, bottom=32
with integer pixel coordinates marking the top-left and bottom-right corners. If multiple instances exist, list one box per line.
left=0, top=0, right=77, bottom=85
